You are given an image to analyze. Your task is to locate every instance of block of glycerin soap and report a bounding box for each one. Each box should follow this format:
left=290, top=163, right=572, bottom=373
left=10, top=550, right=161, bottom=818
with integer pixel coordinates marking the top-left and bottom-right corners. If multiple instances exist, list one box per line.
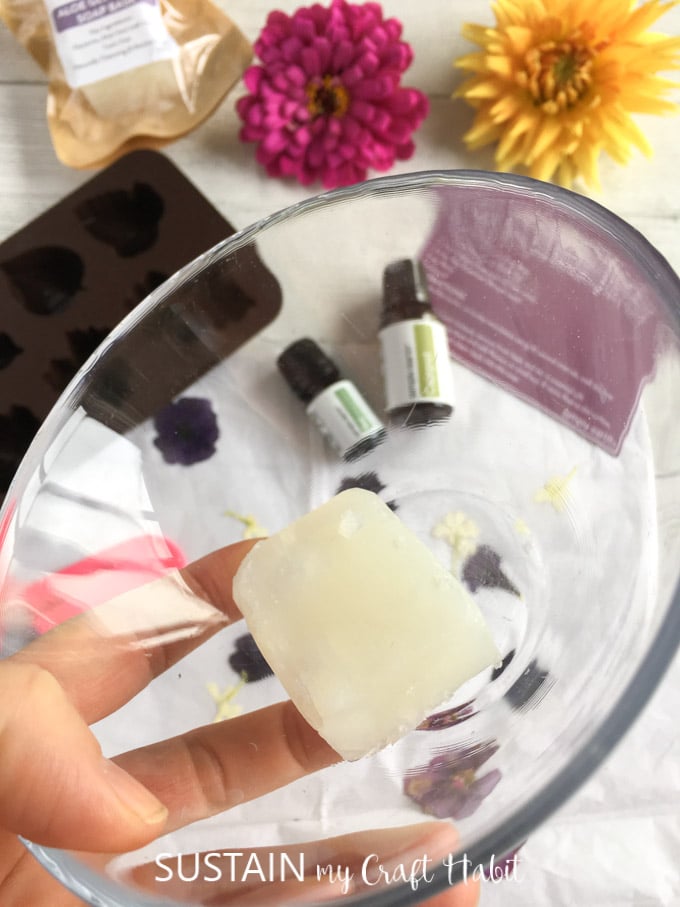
left=233, top=489, right=500, bottom=760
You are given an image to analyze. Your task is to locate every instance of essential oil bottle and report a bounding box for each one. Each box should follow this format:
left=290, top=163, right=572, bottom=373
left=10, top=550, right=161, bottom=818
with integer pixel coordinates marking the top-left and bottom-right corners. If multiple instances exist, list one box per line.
left=379, top=258, right=454, bottom=427
left=277, top=338, right=386, bottom=461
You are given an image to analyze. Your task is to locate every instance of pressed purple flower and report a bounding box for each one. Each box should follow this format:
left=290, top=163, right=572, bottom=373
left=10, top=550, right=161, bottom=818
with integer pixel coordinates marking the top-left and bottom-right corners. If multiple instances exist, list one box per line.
left=229, top=633, right=274, bottom=681
left=491, top=648, right=515, bottom=681
left=505, top=659, right=551, bottom=710
left=417, top=700, right=476, bottom=731
left=462, top=545, right=520, bottom=596
left=236, top=0, right=429, bottom=188
left=153, top=397, right=219, bottom=466
left=336, top=471, right=397, bottom=510
left=404, top=741, right=501, bottom=820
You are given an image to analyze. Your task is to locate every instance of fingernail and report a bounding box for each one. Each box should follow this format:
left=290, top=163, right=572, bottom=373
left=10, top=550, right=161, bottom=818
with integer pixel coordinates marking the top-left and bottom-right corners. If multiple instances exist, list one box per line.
left=103, top=759, right=168, bottom=825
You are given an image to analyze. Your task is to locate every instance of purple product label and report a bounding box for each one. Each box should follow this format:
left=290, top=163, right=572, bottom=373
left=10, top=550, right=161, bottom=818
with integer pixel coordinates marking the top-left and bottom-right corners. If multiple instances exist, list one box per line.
left=52, top=0, right=155, bottom=32
left=421, top=186, right=675, bottom=456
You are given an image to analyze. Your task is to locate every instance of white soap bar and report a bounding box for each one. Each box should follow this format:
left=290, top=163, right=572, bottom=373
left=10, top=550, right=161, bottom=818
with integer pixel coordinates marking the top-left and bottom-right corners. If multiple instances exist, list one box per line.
left=233, top=489, right=499, bottom=760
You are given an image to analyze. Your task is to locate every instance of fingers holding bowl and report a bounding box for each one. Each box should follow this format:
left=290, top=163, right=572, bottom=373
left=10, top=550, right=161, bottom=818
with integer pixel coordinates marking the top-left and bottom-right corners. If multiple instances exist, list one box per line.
left=5, top=541, right=482, bottom=907
left=112, top=700, right=340, bottom=832
left=9, top=540, right=259, bottom=723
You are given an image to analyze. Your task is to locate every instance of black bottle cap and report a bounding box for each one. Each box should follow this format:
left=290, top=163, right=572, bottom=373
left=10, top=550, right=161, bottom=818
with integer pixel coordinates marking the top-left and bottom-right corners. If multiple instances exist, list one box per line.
left=277, top=338, right=341, bottom=404
left=381, top=258, right=432, bottom=327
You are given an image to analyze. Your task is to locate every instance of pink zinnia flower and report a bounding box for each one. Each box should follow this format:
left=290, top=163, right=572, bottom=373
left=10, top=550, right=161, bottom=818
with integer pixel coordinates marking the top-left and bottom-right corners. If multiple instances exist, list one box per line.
left=236, top=0, right=429, bottom=188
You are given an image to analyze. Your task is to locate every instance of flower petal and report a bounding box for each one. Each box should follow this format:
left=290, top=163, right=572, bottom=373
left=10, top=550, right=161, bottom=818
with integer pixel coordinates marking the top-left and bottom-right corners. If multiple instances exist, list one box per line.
left=614, top=0, right=679, bottom=41
left=487, top=92, right=523, bottom=123
left=300, top=46, right=321, bottom=76
left=261, top=130, right=290, bottom=154
left=463, top=115, right=504, bottom=150
left=281, top=36, right=303, bottom=63
left=529, top=144, right=565, bottom=181
left=461, top=78, right=504, bottom=99
left=504, top=24, right=534, bottom=54
left=291, top=12, right=317, bottom=42
left=570, top=141, right=602, bottom=189
left=524, top=115, right=563, bottom=165
left=461, top=22, right=495, bottom=46
left=243, top=67, right=264, bottom=95
left=484, top=54, right=515, bottom=78
left=332, top=39, right=356, bottom=71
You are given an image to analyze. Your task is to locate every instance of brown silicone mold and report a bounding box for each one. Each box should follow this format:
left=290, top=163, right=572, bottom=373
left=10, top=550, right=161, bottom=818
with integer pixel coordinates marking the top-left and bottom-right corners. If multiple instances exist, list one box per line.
left=0, top=150, right=282, bottom=497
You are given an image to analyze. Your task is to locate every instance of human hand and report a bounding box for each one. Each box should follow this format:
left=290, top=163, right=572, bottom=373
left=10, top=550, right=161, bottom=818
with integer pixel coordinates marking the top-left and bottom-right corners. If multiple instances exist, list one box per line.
left=0, top=540, right=480, bottom=906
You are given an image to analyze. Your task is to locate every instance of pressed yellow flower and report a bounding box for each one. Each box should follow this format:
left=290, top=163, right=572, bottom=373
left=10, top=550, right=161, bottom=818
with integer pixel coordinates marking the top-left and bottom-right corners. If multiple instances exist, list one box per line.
left=432, top=511, right=480, bottom=569
left=534, top=466, right=578, bottom=512
left=223, top=509, right=269, bottom=539
left=206, top=679, right=246, bottom=722
left=454, top=0, right=680, bottom=187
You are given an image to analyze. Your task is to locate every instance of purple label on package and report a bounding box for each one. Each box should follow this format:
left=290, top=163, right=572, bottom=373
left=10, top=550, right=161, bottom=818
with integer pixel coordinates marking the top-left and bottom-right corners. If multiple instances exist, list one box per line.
left=421, top=186, right=674, bottom=456
left=52, top=0, right=154, bottom=32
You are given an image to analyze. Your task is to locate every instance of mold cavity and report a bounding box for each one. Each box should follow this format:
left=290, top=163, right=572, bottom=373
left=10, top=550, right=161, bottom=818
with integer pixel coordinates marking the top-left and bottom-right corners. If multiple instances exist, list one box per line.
left=43, top=326, right=111, bottom=392
left=94, top=358, right=132, bottom=408
left=75, top=182, right=164, bottom=257
left=201, top=274, right=254, bottom=325
left=126, top=270, right=169, bottom=311
left=0, top=405, right=41, bottom=496
left=0, top=333, right=22, bottom=369
left=0, top=246, right=84, bottom=315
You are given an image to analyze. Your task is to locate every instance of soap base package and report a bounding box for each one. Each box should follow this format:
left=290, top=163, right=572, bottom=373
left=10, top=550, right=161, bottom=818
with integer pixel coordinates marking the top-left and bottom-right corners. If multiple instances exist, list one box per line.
left=0, top=0, right=252, bottom=168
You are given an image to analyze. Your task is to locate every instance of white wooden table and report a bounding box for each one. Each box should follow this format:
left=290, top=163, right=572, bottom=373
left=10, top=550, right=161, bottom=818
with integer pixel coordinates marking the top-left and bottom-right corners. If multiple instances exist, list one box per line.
left=1, top=2, right=679, bottom=905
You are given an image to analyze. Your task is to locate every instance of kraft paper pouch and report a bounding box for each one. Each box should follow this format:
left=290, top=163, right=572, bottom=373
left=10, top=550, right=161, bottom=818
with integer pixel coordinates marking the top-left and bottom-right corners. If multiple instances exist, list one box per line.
left=0, top=0, right=252, bottom=168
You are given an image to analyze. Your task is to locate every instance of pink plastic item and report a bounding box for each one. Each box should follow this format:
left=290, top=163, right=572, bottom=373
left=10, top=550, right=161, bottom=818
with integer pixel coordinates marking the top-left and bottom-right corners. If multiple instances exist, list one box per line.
left=21, top=535, right=186, bottom=634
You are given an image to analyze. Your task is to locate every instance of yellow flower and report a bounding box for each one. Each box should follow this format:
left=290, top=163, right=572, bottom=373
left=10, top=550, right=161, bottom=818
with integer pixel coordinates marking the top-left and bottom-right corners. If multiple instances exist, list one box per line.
left=534, top=466, right=578, bottom=512
left=454, top=0, right=680, bottom=187
left=206, top=679, right=246, bottom=722
left=433, top=511, right=480, bottom=568
left=224, top=509, right=269, bottom=539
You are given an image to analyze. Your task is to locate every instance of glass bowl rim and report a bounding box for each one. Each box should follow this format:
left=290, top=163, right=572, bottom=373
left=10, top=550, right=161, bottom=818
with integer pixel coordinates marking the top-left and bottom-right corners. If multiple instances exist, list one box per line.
left=10, top=167, right=680, bottom=906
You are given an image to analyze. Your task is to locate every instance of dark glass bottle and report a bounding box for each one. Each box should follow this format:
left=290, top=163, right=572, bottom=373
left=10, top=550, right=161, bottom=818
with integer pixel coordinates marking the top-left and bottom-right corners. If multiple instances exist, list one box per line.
left=379, top=258, right=454, bottom=427
left=277, top=338, right=386, bottom=461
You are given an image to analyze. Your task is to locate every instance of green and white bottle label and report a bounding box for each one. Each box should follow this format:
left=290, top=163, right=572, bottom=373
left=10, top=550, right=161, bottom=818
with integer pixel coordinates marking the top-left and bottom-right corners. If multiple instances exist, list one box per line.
left=379, top=318, right=454, bottom=409
left=306, top=380, right=384, bottom=456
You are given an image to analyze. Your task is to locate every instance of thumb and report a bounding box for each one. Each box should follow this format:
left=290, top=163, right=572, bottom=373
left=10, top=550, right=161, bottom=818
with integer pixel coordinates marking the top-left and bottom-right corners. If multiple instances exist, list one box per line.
left=0, top=660, right=167, bottom=851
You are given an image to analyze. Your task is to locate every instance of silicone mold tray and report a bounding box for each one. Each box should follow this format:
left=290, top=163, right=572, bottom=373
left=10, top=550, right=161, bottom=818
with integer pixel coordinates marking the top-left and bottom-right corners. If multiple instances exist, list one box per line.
left=0, top=150, right=282, bottom=498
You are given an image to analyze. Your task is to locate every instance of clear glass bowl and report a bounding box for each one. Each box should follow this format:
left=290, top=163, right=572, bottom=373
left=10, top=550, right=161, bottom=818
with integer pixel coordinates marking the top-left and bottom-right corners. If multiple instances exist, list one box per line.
left=2, top=170, right=680, bottom=906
